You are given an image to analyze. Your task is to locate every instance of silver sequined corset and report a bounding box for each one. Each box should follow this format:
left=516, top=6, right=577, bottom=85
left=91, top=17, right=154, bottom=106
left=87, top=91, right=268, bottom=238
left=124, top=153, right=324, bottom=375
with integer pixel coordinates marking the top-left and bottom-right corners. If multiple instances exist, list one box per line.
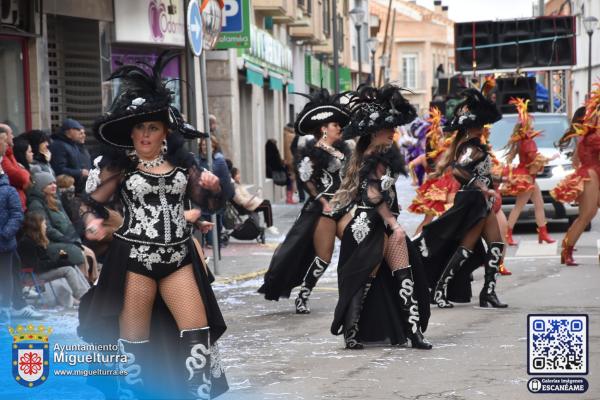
left=315, top=156, right=344, bottom=200
left=114, top=168, right=191, bottom=246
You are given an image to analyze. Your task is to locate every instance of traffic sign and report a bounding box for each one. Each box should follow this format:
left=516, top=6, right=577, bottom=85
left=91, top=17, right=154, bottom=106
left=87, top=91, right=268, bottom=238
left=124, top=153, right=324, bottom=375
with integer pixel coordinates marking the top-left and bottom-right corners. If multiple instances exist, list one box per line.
left=187, top=0, right=203, bottom=56
left=215, top=0, right=250, bottom=49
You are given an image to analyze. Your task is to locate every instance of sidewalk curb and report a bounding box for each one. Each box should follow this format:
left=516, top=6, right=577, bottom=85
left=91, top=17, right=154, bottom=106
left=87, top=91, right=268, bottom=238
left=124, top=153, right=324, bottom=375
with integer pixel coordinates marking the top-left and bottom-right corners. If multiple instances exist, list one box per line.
left=214, top=268, right=268, bottom=285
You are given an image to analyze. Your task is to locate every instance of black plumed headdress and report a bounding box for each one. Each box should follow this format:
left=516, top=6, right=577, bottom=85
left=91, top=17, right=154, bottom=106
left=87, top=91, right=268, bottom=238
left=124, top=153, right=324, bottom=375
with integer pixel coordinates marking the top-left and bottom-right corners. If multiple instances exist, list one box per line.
left=294, top=88, right=350, bottom=136
left=444, top=88, right=501, bottom=132
left=342, top=83, right=417, bottom=140
left=94, top=50, right=205, bottom=149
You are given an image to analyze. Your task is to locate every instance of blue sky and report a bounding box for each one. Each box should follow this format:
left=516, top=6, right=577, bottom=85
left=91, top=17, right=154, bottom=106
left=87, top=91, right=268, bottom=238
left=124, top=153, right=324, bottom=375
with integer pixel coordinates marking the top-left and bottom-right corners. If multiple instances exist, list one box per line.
left=416, top=0, right=538, bottom=22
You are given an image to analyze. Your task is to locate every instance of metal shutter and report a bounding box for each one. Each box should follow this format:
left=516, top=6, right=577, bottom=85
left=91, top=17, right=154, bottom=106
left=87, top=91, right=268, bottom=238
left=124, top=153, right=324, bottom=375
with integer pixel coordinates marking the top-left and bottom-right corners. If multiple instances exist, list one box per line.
left=47, top=15, right=102, bottom=132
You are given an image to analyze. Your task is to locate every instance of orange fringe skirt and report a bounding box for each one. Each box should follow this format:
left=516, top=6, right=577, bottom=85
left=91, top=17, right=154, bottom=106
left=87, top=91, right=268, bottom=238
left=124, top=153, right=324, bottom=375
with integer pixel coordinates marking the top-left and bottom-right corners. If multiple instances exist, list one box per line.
left=408, top=171, right=460, bottom=216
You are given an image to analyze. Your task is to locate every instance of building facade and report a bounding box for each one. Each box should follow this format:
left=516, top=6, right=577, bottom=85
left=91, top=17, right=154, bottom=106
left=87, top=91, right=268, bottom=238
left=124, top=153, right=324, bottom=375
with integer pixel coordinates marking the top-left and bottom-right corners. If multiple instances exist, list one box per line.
left=369, top=0, right=454, bottom=115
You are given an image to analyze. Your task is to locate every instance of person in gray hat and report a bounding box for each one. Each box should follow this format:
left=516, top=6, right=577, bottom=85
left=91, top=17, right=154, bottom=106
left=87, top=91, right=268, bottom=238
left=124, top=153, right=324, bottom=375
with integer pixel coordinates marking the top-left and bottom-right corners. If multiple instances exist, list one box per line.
left=49, top=118, right=91, bottom=192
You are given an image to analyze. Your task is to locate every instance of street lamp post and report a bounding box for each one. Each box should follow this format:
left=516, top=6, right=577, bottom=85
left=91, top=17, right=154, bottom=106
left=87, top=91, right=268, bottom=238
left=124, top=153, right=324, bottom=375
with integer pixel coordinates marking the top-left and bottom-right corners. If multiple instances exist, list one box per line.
left=366, top=37, right=379, bottom=84
left=349, top=6, right=366, bottom=86
left=199, top=0, right=223, bottom=274
left=583, top=16, right=598, bottom=98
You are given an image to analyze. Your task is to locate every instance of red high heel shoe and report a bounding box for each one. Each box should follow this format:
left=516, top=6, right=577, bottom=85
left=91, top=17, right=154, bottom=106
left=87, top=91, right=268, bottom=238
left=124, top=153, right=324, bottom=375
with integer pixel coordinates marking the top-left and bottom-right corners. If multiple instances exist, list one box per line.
left=506, top=228, right=517, bottom=246
left=538, top=225, right=556, bottom=244
left=560, top=237, right=578, bottom=266
left=499, top=263, right=512, bottom=276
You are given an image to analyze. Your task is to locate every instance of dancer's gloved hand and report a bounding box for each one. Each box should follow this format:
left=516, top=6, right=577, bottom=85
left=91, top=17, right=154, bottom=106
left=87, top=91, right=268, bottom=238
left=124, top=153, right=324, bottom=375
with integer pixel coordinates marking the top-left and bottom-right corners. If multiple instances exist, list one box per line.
left=84, top=217, right=106, bottom=241
left=199, top=169, right=221, bottom=193
left=195, top=220, right=215, bottom=234
left=390, top=224, right=406, bottom=242
left=184, top=209, right=202, bottom=223
left=320, top=198, right=333, bottom=213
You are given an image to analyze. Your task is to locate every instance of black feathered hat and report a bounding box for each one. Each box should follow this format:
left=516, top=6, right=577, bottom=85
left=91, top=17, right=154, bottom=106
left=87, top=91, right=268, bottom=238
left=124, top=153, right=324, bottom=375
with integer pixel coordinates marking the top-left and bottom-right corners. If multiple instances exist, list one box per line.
left=94, top=51, right=205, bottom=149
left=342, top=83, right=417, bottom=140
left=294, top=89, right=350, bottom=136
left=444, top=88, right=501, bottom=132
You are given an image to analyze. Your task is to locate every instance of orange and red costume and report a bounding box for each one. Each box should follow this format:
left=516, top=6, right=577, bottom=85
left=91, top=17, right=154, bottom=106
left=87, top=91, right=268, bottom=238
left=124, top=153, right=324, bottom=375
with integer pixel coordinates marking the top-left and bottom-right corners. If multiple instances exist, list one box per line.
left=500, top=98, right=549, bottom=196
left=551, top=85, right=600, bottom=203
left=408, top=107, right=460, bottom=216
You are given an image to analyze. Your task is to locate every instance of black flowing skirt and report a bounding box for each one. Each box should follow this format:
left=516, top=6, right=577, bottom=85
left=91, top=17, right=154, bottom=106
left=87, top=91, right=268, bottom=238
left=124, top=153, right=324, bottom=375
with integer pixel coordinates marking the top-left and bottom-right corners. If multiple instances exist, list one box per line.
left=330, top=209, right=431, bottom=345
left=77, top=236, right=228, bottom=399
left=414, top=189, right=489, bottom=302
left=258, top=199, right=323, bottom=300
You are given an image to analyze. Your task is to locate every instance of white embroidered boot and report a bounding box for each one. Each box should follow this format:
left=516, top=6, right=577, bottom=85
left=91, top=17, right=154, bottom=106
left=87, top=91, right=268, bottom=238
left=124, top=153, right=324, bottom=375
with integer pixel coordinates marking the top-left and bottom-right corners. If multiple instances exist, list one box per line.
left=117, top=338, right=148, bottom=400
left=180, top=327, right=212, bottom=399
left=295, top=256, right=330, bottom=314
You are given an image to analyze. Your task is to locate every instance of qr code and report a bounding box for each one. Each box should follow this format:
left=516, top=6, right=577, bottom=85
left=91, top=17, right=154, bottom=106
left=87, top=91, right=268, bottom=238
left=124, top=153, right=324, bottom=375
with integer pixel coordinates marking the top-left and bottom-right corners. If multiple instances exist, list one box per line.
left=528, top=315, right=588, bottom=375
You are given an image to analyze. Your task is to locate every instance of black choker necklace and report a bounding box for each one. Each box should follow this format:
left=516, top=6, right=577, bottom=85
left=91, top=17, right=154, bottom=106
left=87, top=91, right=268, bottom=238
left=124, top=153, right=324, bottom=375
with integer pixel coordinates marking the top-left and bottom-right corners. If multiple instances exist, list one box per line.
left=138, top=154, right=165, bottom=169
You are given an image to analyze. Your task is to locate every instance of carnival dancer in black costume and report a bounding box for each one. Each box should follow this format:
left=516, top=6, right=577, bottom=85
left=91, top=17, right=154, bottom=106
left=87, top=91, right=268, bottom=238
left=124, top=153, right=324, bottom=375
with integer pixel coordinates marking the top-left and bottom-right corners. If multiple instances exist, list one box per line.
left=415, top=88, right=508, bottom=310
left=329, top=84, right=432, bottom=350
left=77, top=52, right=228, bottom=399
left=258, top=89, right=351, bottom=314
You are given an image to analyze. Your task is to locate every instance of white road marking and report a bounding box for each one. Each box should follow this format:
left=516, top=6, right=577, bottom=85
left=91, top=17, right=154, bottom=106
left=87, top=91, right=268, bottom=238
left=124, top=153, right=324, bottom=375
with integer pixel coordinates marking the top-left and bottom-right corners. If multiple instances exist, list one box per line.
left=514, top=240, right=558, bottom=257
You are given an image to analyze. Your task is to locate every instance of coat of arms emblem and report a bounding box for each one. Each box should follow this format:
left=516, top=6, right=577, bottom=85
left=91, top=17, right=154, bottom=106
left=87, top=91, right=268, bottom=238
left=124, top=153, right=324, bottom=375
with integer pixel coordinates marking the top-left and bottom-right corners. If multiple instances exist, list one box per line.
left=9, top=324, right=52, bottom=387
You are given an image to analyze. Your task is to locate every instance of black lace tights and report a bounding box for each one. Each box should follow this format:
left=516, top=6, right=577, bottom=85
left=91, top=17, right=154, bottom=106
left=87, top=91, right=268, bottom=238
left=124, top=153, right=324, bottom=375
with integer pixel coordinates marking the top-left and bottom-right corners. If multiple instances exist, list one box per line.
left=118, top=265, right=208, bottom=341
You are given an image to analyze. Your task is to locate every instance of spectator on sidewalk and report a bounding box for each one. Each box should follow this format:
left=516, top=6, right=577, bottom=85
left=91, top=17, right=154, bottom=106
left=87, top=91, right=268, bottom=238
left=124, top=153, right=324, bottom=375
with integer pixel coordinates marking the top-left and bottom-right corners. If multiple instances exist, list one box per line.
left=12, top=136, right=34, bottom=172
left=265, top=138, right=293, bottom=201
left=49, top=119, right=91, bottom=192
left=56, top=174, right=80, bottom=226
left=197, top=135, right=234, bottom=247
left=24, top=130, right=54, bottom=176
left=28, top=171, right=98, bottom=284
left=231, top=167, right=279, bottom=235
left=0, top=124, right=31, bottom=210
left=18, top=212, right=89, bottom=305
left=0, top=128, right=25, bottom=326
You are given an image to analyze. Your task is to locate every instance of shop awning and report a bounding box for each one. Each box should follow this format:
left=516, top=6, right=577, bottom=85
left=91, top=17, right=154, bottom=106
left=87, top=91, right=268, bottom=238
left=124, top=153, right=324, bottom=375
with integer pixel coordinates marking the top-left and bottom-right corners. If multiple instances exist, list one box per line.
left=287, top=82, right=295, bottom=94
left=246, top=66, right=264, bottom=87
left=269, top=75, right=283, bottom=91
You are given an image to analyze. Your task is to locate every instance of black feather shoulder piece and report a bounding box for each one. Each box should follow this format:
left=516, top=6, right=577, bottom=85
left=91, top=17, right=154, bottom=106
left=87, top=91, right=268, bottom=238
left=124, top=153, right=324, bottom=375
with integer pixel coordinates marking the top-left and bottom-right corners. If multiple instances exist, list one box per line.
left=360, top=144, right=407, bottom=181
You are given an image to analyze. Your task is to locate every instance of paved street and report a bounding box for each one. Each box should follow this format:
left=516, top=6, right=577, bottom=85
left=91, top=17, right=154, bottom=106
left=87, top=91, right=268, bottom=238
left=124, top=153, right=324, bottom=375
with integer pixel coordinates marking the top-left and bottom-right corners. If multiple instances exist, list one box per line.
left=210, top=177, right=600, bottom=400
left=4, top=177, right=599, bottom=400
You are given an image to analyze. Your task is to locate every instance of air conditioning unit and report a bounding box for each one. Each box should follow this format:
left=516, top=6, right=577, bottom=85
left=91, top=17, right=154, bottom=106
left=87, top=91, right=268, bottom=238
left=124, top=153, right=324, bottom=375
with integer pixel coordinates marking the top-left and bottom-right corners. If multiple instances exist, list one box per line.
left=0, top=0, right=21, bottom=26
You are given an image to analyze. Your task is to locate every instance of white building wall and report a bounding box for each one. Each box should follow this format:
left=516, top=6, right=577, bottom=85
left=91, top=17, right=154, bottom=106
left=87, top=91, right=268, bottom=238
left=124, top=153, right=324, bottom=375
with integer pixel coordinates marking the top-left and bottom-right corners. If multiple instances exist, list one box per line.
left=571, top=0, right=600, bottom=109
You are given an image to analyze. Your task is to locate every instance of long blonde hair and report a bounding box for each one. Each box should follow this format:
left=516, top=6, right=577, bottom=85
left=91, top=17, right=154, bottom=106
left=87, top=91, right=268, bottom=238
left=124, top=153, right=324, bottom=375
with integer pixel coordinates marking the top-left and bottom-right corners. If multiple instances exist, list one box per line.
left=433, top=128, right=469, bottom=177
left=503, top=123, right=523, bottom=165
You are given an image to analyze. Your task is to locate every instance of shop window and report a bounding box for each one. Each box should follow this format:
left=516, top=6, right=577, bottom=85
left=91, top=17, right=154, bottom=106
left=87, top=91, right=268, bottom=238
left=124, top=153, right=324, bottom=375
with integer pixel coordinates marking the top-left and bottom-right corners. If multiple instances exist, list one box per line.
left=0, top=39, right=27, bottom=133
left=402, top=53, right=418, bottom=89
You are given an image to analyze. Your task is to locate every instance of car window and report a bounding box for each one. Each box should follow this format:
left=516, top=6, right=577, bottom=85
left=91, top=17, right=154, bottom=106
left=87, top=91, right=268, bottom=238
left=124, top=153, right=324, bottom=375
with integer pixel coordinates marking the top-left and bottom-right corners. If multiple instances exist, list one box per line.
left=488, top=115, right=569, bottom=150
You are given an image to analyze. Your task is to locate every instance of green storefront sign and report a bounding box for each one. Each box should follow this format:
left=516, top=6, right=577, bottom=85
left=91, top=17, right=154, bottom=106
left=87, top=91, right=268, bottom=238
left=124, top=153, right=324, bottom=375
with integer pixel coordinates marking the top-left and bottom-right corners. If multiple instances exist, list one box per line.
left=215, top=0, right=251, bottom=49
left=239, top=25, right=293, bottom=88
left=305, top=55, right=352, bottom=92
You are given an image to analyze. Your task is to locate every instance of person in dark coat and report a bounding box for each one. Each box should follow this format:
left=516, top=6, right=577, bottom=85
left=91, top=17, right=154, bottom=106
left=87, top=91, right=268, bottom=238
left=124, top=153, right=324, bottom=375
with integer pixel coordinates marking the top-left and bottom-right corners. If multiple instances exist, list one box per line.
left=196, top=135, right=234, bottom=247
left=17, top=212, right=89, bottom=302
left=49, top=119, right=91, bottom=192
left=0, top=129, right=24, bottom=326
left=24, top=129, right=54, bottom=176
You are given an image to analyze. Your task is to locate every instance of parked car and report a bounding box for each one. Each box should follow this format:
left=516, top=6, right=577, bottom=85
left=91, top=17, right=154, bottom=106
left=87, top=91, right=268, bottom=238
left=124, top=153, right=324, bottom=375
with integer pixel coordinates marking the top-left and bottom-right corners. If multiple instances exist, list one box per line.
left=488, top=113, right=578, bottom=225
